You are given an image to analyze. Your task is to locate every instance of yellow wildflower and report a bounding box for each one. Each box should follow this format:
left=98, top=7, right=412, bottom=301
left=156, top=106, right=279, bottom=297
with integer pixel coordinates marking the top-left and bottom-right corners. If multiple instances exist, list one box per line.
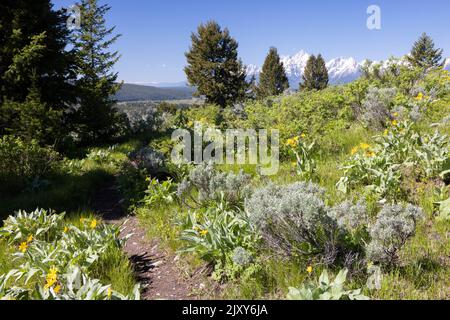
left=383, top=129, right=389, bottom=136
left=187, top=120, right=194, bottom=128
left=306, top=266, right=313, bottom=274
left=64, top=226, right=69, bottom=233
left=359, top=143, right=370, bottom=150
left=291, top=161, right=297, bottom=167
left=54, top=285, right=61, bottom=294
left=300, top=133, right=306, bottom=139
left=19, top=242, right=28, bottom=253
left=391, top=120, right=398, bottom=126
left=285, top=138, right=298, bottom=148
left=107, top=287, right=113, bottom=298
left=351, top=146, right=359, bottom=155
left=365, top=150, right=376, bottom=158
left=45, top=266, right=58, bottom=289
left=393, top=112, right=399, bottom=118
left=90, top=219, right=97, bottom=229
left=27, top=235, right=33, bottom=243
left=415, top=92, right=424, bottom=101
left=199, top=229, right=209, bottom=236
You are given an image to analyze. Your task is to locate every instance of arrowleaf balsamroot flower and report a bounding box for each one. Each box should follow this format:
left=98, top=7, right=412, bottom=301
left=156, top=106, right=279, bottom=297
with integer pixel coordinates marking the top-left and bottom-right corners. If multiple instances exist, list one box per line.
left=45, top=266, right=58, bottom=289
left=19, top=242, right=28, bottom=253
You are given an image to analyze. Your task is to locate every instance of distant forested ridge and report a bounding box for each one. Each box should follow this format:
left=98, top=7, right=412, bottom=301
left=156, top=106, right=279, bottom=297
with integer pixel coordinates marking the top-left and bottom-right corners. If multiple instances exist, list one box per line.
left=114, top=83, right=195, bottom=102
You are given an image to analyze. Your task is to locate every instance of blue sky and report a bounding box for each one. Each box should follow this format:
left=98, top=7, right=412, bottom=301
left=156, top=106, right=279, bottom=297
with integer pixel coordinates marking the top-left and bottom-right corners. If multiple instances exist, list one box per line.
left=53, top=0, right=450, bottom=83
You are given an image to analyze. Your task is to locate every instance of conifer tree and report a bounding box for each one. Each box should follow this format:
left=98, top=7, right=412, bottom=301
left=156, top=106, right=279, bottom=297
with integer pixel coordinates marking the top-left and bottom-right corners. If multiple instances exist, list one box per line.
left=315, top=54, right=329, bottom=89
left=407, top=33, right=444, bottom=69
left=300, top=54, right=329, bottom=91
left=185, top=21, right=248, bottom=107
left=71, top=0, right=123, bottom=143
left=0, top=0, right=76, bottom=143
left=257, top=47, right=289, bottom=98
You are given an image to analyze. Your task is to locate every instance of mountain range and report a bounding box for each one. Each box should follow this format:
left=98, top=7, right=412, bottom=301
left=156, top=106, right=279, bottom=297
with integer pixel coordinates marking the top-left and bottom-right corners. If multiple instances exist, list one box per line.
left=117, top=54, right=450, bottom=101
left=247, top=50, right=450, bottom=89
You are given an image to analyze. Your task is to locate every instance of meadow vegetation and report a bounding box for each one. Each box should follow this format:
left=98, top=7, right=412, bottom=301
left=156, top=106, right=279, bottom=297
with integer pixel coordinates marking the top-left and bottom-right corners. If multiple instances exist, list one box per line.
left=0, top=1, right=448, bottom=300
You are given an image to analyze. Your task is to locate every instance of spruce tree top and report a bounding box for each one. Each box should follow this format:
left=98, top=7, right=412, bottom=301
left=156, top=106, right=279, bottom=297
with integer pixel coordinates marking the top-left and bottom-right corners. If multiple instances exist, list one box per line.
left=300, top=54, right=329, bottom=91
left=258, top=47, right=289, bottom=98
left=407, top=33, right=444, bottom=69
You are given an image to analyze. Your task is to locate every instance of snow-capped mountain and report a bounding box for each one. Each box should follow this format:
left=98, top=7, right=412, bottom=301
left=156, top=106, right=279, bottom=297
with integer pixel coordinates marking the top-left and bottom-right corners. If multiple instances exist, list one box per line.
left=444, top=58, right=450, bottom=71
left=246, top=50, right=361, bottom=88
left=326, top=57, right=361, bottom=84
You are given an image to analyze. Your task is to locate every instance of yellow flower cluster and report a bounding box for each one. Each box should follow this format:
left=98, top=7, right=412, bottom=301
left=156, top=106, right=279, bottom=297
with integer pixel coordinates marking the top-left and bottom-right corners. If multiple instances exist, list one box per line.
left=19, top=242, right=28, bottom=253
left=306, top=266, right=313, bottom=274
left=415, top=92, right=424, bottom=101
left=90, top=219, right=98, bottom=229
left=285, top=134, right=306, bottom=148
left=286, top=136, right=300, bottom=148
left=350, top=143, right=376, bottom=158
left=18, top=234, right=34, bottom=253
left=80, top=217, right=98, bottom=229
left=44, top=266, right=58, bottom=290
left=199, top=229, right=209, bottom=236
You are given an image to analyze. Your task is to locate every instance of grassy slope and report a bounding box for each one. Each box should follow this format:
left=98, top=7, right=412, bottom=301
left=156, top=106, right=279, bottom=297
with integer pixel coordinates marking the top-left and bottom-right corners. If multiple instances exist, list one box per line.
left=133, top=97, right=449, bottom=299
left=1, top=86, right=448, bottom=300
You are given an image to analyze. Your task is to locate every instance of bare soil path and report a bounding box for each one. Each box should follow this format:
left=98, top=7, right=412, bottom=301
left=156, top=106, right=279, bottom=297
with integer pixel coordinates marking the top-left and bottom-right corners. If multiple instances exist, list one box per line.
left=92, top=181, right=200, bottom=300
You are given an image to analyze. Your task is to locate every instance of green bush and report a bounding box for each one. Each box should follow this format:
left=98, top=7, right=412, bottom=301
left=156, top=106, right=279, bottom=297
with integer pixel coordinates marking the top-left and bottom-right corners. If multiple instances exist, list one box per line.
left=178, top=203, right=259, bottom=280
left=0, top=135, right=59, bottom=195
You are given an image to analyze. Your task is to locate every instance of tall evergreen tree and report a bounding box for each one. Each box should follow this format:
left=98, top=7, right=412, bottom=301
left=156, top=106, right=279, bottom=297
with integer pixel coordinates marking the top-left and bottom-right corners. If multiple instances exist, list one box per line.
left=71, top=0, right=123, bottom=143
left=185, top=21, right=248, bottom=107
left=0, top=0, right=76, bottom=143
left=300, top=54, right=329, bottom=91
left=315, top=54, right=329, bottom=89
left=257, top=47, right=289, bottom=98
left=407, top=33, right=444, bottom=69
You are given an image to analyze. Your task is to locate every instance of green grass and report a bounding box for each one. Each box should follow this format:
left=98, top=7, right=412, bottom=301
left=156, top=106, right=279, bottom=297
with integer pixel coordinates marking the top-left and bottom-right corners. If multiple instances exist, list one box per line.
left=136, top=204, right=182, bottom=252
left=89, top=245, right=137, bottom=296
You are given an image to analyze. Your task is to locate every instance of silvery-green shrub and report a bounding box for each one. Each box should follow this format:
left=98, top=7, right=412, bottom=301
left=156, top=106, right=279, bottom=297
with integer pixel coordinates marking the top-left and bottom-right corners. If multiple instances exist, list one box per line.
left=360, top=87, right=397, bottom=129
left=366, top=204, right=423, bottom=266
left=328, top=200, right=368, bottom=231
left=120, top=103, right=164, bottom=134
left=129, top=146, right=165, bottom=173
left=232, top=247, right=253, bottom=267
left=177, top=162, right=252, bottom=208
left=245, top=182, right=339, bottom=262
